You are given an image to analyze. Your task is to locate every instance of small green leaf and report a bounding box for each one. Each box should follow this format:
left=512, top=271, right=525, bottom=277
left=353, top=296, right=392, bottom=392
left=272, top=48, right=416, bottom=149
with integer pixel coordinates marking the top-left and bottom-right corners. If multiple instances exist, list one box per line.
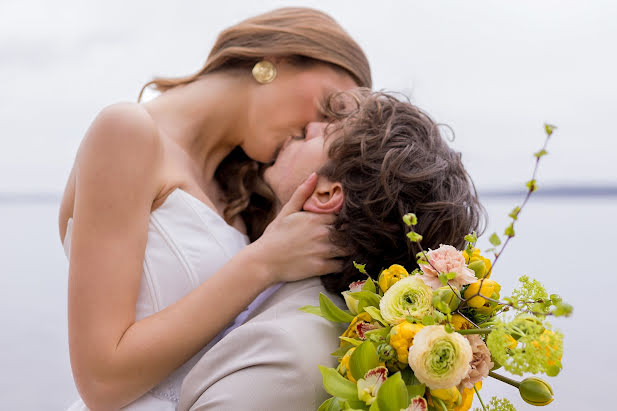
left=376, top=372, right=408, bottom=411
left=363, top=306, right=387, bottom=326
left=534, top=149, right=548, bottom=158
left=508, top=206, right=521, bottom=221
left=464, top=231, right=478, bottom=245
left=299, top=305, right=322, bottom=317
left=407, top=231, right=423, bottom=243
left=331, top=344, right=354, bottom=358
left=446, top=272, right=457, bottom=280
left=421, top=315, right=436, bottom=326
left=489, top=233, right=501, bottom=246
left=526, top=179, right=537, bottom=192
left=349, top=341, right=380, bottom=381
left=317, top=397, right=342, bottom=411
left=553, top=302, right=573, bottom=317
left=403, top=213, right=418, bottom=226
left=438, top=273, right=449, bottom=286
left=339, top=337, right=364, bottom=347
left=319, top=365, right=359, bottom=401
left=349, top=291, right=382, bottom=312
left=320, top=293, right=355, bottom=323
left=362, top=278, right=377, bottom=293
left=504, top=223, right=515, bottom=238
left=544, top=123, right=557, bottom=136
left=353, top=261, right=368, bottom=275
left=444, top=323, right=454, bottom=333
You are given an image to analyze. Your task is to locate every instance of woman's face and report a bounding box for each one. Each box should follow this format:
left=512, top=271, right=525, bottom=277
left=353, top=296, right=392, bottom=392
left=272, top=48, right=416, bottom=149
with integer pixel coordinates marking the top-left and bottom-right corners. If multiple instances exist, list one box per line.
left=242, top=62, right=356, bottom=163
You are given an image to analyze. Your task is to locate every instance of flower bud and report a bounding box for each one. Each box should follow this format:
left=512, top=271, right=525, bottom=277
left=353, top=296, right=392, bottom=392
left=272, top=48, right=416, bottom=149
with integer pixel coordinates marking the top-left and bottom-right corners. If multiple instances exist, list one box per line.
left=429, top=387, right=462, bottom=408
left=467, top=260, right=487, bottom=279
left=433, top=286, right=461, bottom=313
left=377, top=343, right=396, bottom=362
left=378, top=264, right=409, bottom=293
left=519, top=377, right=554, bottom=406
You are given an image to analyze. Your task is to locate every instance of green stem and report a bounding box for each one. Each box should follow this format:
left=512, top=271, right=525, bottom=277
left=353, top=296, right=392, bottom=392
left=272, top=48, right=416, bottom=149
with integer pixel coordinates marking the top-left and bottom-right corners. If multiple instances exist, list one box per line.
left=489, top=371, right=521, bottom=388
left=474, top=385, right=487, bottom=411
left=456, top=328, right=492, bottom=335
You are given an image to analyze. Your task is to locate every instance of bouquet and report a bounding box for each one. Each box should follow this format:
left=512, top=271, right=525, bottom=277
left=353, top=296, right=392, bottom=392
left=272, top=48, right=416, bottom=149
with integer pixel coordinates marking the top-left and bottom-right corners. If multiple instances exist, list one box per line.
left=302, top=125, right=572, bottom=411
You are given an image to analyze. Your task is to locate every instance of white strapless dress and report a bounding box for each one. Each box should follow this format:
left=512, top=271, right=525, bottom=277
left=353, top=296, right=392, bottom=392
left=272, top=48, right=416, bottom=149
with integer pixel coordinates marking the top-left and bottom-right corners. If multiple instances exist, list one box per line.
left=63, top=188, right=278, bottom=411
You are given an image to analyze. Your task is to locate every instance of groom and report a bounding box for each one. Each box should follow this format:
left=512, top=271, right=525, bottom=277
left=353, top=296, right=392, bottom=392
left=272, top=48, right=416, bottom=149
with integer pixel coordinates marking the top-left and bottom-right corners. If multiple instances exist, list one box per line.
left=178, top=91, right=484, bottom=410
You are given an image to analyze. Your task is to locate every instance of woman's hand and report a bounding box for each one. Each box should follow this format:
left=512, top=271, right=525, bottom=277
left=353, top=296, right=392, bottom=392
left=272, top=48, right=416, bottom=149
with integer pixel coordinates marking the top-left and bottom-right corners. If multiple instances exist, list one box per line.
left=249, top=173, right=346, bottom=283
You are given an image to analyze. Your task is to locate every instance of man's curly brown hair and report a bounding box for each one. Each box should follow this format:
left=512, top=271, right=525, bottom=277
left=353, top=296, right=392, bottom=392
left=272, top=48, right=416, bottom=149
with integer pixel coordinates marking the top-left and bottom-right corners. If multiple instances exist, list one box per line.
left=318, top=89, right=486, bottom=294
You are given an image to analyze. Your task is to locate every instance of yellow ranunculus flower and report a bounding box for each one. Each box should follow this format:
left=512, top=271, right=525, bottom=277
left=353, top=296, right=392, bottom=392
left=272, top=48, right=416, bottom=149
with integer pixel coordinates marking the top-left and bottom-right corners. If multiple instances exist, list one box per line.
left=388, top=321, right=424, bottom=363
left=450, top=314, right=474, bottom=330
left=339, top=347, right=356, bottom=382
left=463, top=248, right=492, bottom=278
left=340, top=312, right=373, bottom=346
left=464, top=279, right=501, bottom=309
left=454, top=382, right=482, bottom=411
left=429, top=386, right=462, bottom=409
left=378, top=264, right=409, bottom=293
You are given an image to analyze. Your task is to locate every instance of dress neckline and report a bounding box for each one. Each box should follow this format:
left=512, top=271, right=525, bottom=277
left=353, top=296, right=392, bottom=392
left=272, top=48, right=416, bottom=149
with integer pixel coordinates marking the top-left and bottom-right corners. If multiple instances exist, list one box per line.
left=63, top=187, right=250, bottom=249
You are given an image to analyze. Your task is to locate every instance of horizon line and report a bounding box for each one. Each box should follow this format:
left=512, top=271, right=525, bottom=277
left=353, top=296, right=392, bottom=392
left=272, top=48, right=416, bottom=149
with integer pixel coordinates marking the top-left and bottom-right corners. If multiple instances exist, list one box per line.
left=1, top=184, right=617, bottom=203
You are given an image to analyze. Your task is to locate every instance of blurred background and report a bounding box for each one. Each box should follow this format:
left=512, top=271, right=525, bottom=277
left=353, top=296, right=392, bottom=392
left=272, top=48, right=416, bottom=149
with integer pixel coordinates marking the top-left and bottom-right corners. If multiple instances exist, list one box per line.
left=1, top=0, right=615, bottom=409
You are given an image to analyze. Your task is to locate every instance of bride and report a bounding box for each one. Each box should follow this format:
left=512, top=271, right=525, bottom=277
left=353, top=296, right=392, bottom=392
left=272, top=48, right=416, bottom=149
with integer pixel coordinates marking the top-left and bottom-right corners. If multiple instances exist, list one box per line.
left=58, top=7, right=371, bottom=410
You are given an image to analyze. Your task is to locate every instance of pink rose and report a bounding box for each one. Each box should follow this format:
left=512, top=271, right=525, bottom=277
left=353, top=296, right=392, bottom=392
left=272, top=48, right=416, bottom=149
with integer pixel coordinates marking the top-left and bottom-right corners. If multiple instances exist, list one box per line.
left=419, top=245, right=477, bottom=290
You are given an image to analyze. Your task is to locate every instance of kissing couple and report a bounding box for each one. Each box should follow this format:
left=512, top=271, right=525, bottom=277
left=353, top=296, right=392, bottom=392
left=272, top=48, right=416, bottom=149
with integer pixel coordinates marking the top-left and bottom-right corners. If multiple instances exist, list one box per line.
left=60, top=7, right=483, bottom=411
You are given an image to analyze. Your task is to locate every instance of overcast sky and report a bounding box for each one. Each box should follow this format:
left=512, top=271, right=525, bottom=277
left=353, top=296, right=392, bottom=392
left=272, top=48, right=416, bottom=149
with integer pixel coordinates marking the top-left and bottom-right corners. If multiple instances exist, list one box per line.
left=1, top=0, right=615, bottom=194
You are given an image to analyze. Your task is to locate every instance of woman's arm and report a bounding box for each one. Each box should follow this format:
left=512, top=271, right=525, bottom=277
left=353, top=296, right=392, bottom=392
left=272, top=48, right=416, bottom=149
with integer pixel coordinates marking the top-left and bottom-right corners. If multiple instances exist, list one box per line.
left=68, top=104, right=342, bottom=410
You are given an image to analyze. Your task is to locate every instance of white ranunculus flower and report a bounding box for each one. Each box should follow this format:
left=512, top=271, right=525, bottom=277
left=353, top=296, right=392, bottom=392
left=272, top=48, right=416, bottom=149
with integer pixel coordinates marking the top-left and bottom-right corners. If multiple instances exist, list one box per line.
left=408, top=325, right=473, bottom=389
left=379, top=276, right=433, bottom=325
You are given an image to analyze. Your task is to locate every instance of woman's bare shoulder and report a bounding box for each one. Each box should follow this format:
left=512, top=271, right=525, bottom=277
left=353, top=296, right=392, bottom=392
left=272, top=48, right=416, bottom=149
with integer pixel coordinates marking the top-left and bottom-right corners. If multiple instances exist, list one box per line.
left=59, top=103, right=165, bottom=242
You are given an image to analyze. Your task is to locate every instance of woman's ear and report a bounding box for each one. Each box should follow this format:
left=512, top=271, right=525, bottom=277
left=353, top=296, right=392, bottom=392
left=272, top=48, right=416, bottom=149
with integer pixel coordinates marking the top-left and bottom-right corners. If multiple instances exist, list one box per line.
left=303, top=177, right=344, bottom=214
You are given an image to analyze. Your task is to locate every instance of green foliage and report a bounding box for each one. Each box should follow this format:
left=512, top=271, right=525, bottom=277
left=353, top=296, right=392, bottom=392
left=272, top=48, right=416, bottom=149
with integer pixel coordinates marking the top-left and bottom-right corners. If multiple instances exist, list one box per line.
left=489, top=233, right=501, bottom=246
left=349, top=291, right=382, bottom=313
left=319, top=365, right=358, bottom=401
left=354, top=261, right=368, bottom=275
left=403, top=213, right=418, bottom=226
left=486, top=318, right=563, bottom=376
left=474, top=397, right=516, bottom=411
left=363, top=306, right=388, bottom=326
left=331, top=344, right=354, bottom=359
left=526, top=179, right=537, bottom=192
left=350, top=341, right=380, bottom=381
left=504, top=223, right=515, bottom=238
left=544, top=123, right=557, bottom=136
left=376, top=372, right=408, bottom=411
left=318, top=397, right=342, bottom=411
left=534, top=149, right=548, bottom=159
left=362, top=278, right=377, bottom=293
left=407, top=232, right=423, bottom=243
left=508, top=206, right=521, bottom=220
left=318, top=293, right=356, bottom=323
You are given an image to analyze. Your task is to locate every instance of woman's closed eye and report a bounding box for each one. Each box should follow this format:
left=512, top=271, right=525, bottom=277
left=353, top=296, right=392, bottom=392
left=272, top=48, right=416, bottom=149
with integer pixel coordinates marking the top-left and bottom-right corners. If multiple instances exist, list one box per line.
left=291, top=128, right=307, bottom=141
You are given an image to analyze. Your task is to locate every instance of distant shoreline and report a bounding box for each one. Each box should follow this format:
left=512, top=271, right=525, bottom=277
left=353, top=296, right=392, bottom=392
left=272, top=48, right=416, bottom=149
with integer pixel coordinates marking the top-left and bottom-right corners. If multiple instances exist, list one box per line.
left=2, top=185, right=617, bottom=204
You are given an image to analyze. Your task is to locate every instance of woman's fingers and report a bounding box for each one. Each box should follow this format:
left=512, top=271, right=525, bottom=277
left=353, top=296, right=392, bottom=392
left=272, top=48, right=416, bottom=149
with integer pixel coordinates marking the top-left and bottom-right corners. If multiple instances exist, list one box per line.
left=277, top=172, right=318, bottom=218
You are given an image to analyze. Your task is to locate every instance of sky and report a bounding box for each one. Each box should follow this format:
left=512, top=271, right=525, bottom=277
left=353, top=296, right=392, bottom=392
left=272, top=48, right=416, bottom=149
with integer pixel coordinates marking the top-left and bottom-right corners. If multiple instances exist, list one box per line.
left=0, top=0, right=616, bottom=194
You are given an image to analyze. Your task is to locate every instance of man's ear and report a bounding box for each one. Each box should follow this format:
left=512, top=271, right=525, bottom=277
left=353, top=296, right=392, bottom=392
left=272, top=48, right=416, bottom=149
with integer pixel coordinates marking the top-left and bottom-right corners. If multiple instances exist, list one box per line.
left=303, top=176, right=344, bottom=214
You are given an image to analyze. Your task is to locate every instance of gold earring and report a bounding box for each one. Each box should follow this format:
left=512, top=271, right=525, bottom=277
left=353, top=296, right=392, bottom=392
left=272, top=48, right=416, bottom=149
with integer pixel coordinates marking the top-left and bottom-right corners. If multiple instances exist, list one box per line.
left=252, top=60, right=277, bottom=84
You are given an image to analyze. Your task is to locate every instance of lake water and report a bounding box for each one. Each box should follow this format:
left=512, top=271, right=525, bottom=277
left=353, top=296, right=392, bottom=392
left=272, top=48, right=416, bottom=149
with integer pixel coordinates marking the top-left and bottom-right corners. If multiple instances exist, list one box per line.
left=1, top=196, right=614, bottom=410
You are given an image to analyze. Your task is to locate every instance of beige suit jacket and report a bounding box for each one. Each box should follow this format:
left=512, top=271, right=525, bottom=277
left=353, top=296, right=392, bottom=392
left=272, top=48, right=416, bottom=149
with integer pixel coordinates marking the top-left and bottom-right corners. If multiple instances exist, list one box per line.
left=178, top=278, right=346, bottom=411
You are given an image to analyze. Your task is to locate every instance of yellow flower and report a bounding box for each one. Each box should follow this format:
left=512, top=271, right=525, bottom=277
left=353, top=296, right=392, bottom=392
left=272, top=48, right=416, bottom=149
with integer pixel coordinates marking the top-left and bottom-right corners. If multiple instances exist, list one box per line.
left=451, top=314, right=474, bottom=331
left=388, top=321, right=424, bottom=363
left=463, top=248, right=492, bottom=278
left=463, top=279, right=501, bottom=309
left=339, top=347, right=356, bottom=383
left=429, top=386, right=462, bottom=409
left=341, top=312, right=373, bottom=346
left=454, top=382, right=482, bottom=411
left=378, top=264, right=409, bottom=293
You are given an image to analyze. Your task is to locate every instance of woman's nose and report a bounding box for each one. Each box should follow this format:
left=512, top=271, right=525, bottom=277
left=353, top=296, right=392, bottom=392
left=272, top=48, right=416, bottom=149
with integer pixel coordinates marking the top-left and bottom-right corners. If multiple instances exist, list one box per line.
left=305, top=122, right=327, bottom=140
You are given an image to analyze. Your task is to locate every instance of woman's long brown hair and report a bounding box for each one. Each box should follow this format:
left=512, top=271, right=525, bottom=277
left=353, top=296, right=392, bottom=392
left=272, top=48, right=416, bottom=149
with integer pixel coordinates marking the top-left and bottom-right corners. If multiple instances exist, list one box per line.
left=138, top=7, right=371, bottom=240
